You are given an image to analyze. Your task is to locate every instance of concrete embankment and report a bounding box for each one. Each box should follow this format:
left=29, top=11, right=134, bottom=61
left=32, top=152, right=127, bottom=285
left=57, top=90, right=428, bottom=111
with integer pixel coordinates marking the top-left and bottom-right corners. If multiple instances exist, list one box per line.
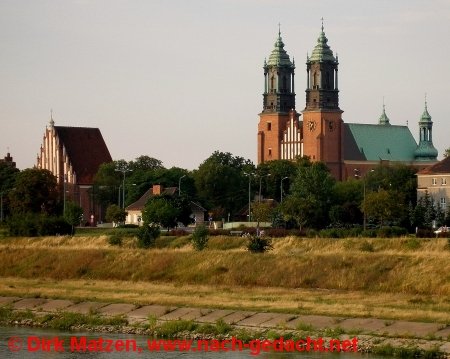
left=1, top=296, right=449, bottom=357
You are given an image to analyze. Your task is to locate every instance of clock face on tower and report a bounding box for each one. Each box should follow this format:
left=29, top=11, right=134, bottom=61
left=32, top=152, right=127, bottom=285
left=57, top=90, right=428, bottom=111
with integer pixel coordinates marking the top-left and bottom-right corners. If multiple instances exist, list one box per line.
left=307, top=120, right=317, bottom=132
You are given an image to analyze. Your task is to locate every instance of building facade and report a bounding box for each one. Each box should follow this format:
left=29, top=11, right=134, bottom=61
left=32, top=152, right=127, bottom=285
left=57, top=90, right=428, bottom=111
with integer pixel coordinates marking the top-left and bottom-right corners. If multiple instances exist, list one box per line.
left=417, top=156, right=450, bottom=215
left=257, top=25, right=438, bottom=180
left=37, top=116, right=112, bottom=223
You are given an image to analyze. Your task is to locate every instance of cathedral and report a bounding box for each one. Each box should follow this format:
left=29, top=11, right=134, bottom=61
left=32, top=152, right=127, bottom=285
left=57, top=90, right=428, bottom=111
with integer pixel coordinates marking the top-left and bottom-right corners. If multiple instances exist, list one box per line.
left=257, top=25, right=438, bottom=180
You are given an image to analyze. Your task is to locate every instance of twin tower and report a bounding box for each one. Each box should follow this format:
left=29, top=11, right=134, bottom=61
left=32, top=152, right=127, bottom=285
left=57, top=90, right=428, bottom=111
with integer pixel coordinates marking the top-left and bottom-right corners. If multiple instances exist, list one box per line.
left=257, top=24, right=343, bottom=178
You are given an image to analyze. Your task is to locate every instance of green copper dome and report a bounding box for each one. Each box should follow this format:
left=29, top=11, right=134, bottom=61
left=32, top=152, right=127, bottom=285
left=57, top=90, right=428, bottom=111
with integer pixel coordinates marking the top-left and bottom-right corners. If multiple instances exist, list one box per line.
left=267, top=31, right=293, bottom=67
left=414, top=143, right=438, bottom=160
left=309, top=25, right=336, bottom=62
left=378, top=104, right=391, bottom=125
left=419, top=101, right=432, bottom=124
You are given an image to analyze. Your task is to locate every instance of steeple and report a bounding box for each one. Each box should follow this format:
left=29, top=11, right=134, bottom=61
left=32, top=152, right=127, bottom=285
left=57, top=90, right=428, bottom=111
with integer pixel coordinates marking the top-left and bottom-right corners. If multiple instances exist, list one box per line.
left=262, top=26, right=296, bottom=113
left=414, top=97, right=438, bottom=161
left=378, top=99, right=391, bottom=125
left=305, top=21, right=339, bottom=110
left=49, top=109, right=55, bottom=128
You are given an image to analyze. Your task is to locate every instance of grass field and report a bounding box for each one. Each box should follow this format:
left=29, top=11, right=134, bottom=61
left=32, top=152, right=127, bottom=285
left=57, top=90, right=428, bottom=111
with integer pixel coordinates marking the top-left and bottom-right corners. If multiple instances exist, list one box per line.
left=0, top=235, right=449, bottom=323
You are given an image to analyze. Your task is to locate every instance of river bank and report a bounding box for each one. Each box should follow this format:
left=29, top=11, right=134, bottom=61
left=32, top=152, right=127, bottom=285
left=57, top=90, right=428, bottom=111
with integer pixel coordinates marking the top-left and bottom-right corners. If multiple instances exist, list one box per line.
left=1, top=296, right=449, bottom=358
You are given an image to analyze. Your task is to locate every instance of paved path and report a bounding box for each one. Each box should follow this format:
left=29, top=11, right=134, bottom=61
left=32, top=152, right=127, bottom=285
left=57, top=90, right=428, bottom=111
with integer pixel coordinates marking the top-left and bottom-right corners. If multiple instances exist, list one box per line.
left=1, top=296, right=449, bottom=354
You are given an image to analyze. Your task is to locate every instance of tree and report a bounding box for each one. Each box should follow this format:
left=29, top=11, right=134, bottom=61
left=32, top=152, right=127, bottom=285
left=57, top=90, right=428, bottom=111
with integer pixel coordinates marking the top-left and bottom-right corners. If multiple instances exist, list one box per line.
left=194, top=151, right=254, bottom=216
left=9, top=168, right=59, bottom=215
left=128, top=155, right=163, bottom=171
left=251, top=202, right=273, bottom=235
left=191, top=225, right=209, bottom=251
left=64, top=201, right=83, bottom=234
left=105, top=204, right=127, bottom=225
left=444, top=148, right=450, bottom=158
left=256, top=160, right=297, bottom=201
left=363, top=189, right=404, bottom=226
left=137, top=224, right=160, bottom=248
left=284, top=159, right=336, bottom=229
left=142, top=196, right=180, bottom=230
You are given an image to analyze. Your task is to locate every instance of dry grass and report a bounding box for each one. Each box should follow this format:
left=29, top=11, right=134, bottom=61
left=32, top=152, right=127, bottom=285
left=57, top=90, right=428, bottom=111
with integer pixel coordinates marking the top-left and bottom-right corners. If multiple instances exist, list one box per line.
left=0, top=236, right=449, bottom=323
left=0, top=277, right=449, bottom=323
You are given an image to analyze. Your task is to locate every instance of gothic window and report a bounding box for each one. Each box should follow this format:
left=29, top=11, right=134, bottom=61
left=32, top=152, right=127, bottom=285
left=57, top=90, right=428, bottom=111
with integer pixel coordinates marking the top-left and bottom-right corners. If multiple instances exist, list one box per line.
left=267, top=123, right=272, bottom=131
left=326, top=72, right=330, bottom=89
left=268, top=148, right=272, bottom=157
left=282, top=76, right=287, bottom=92
left=270, top=76, right=275, bottom=92
left=313, top=72, right=318, bottom=88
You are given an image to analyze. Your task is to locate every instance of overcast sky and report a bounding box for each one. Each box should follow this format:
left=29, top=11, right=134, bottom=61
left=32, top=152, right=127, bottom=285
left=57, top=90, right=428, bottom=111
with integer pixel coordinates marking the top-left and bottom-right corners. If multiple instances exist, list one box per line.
left=1, top=0, right=449, bottom=171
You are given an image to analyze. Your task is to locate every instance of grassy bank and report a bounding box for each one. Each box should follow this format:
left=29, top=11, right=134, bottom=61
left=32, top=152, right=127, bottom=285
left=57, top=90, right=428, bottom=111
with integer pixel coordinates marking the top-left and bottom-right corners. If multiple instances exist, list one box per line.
left=0, top=235, right=449, bottom=323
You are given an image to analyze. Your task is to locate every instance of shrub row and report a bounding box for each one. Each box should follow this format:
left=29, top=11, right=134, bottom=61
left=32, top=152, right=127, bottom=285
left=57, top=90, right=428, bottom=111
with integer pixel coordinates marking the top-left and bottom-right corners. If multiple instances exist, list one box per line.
left=7, top=214, right=72, bottom=236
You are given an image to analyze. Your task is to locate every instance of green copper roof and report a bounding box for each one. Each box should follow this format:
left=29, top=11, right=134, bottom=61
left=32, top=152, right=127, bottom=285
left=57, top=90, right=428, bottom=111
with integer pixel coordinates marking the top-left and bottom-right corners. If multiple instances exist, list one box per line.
left=309, top=24, right=336, bottom=62
left=267, top=30, right=293, bottom=67
left=344, top=123, right=418, bottom=161
left=378, top=104, right=391, bottom=125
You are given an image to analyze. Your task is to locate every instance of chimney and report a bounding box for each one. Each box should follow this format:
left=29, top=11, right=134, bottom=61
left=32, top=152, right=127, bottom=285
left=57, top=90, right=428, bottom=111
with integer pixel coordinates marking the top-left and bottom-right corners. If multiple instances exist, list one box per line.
left=153, top=184, right=163, bottom=195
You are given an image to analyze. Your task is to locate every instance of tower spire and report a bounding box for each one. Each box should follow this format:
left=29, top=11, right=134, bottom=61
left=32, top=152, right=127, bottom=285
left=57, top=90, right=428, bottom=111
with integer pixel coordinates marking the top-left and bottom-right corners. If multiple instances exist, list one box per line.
left=378, top=97, right=390, bottom=125
left=321, top=17, right=324, bottom=32
left=49, top=109, right=55, bottom=128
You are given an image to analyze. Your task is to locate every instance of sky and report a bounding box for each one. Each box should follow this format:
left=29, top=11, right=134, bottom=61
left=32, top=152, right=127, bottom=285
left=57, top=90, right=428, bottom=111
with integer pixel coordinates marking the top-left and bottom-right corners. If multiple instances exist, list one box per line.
left=1, top=0, right=449, bottom=171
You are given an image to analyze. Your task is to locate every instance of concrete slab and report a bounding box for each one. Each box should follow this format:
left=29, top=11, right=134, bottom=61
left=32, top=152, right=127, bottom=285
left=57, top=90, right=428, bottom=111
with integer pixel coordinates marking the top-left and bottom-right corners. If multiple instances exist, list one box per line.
left=285, top=315, right=337, bottom=330
left=237, top=313, right=277, bottom=327
left=159, top=307, right=198, bottom=321
left=439, top=342, right=450, bottom=354
left=196, top=310, right=235, bottom=323
left=259, top=314, right=298, bottom=328
left=65, top=301, right=109, bottom=315
left=13, top=298, right=48, bottom=310
left=98, top=303, right=136, bottom=316
left=376, top=321, right=441, bottom=337
left=339, top=318, right=386, bottom=332
left=0, top=297, right=21, bottom=306
left=434, top=326, right=450, bottom=339
left=40, top=300, right=74, bottom=312
left=128, top=305, right=174, bottom=319
left=176, top=308, right=211, bottom=321
left=221, top=311, right=256, bottom=325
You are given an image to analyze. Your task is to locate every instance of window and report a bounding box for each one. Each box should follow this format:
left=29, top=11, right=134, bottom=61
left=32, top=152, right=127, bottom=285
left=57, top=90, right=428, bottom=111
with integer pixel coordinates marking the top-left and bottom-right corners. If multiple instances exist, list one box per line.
left=268, top=148, right=272, bottom=157
left=267, top=123, right=272, bottom=131
left=432, top=178, right=437, bottom=185
left=442, top=178, right=447, bottom=185
left=440, top=197, right=446, bottom=210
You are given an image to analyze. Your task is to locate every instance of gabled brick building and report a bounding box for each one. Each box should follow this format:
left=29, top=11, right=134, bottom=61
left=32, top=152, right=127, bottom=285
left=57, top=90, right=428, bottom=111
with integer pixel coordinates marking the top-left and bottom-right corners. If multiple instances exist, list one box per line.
left=37, top=116, right=112, bottom=223
left=257, top=25, right=438, bottom=180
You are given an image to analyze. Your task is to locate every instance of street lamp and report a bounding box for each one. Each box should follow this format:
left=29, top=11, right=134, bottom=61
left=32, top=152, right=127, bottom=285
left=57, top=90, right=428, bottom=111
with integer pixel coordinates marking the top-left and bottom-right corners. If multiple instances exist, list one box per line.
left=280, top=176, right=289, bottom=203
left=115, top=167, right=131, bottom=209
left=258, top=174, right=271, bottom=203
left=178, top=175, right=186, bottom=196
left=244, top=172, right=254, bottom=222
left=354, top=168, right=374, bottom=231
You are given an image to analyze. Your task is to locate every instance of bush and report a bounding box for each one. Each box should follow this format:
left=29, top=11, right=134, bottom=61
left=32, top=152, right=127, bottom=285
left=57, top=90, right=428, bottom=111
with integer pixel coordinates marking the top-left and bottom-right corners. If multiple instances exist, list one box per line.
left=191, top=225, right=209, bottom=251
left=416, top=229, right=434, bottom=238
left=137, top=224, right=160, bottom=248
left=7, top=214, right=71, bottom=236
left=246, top=234, right=273, bottom=253
left=108, top=235, right=123, bottom=246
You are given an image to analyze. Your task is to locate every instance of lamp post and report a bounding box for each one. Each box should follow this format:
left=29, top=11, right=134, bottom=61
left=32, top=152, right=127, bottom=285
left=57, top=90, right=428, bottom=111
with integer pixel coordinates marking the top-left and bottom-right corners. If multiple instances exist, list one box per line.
left=244, top=172, right=253, bottom=222
left=280, top=176, right=288, bottom=203
left=178, top=175, right=186, bottom=196
left=115, top=167, right=131, bottom=209
left=354, top=169, right=374, bottom=231
left=258, top=174, right=271, bottom=203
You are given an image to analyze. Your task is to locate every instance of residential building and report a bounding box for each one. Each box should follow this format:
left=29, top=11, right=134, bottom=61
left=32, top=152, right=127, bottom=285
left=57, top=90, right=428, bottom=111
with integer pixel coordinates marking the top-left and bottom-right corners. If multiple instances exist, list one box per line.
left=417, top=156, right=450, bottom=214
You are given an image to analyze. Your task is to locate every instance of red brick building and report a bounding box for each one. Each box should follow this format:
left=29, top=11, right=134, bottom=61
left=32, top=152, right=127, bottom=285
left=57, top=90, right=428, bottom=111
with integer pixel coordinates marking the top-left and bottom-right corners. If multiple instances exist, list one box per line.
left=257, top=25, right=438, bottom=180
left=36, top=116, right=112, bottom=223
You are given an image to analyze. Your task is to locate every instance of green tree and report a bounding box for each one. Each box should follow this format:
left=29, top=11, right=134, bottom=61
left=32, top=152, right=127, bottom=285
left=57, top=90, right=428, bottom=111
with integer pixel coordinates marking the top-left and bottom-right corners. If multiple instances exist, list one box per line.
left=0, top=162, right=20, bottom=221
left=64, top=201, right=83, bottom=234
left=105, top=204, right=127, bottom=224
left=251, top=202, right=273, bottom=235
left=191, top=225, right=209, bottom=251
left=137, top=224, right=160, bottom=248
left=443, top=147, right=450, bottom=158
left=363, top=189, right=404, bottom=226
left=9, top=168, right=59, bottom=215
left=142, top=196, right=180, bottom=230
left=285, top=159, right=335, bottom=229
left=256, top=160, right=297, bottom=201
left=194, top=151, right=254, bottom=216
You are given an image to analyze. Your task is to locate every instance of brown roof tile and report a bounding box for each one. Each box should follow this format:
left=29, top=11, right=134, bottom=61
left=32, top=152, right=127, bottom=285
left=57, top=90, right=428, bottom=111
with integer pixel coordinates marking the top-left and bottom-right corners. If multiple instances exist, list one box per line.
left=126, top=186, right=178, bottom=211
left=417, top=156, right=450, bottom=175
left=55, top=126, right=112, bottom=184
